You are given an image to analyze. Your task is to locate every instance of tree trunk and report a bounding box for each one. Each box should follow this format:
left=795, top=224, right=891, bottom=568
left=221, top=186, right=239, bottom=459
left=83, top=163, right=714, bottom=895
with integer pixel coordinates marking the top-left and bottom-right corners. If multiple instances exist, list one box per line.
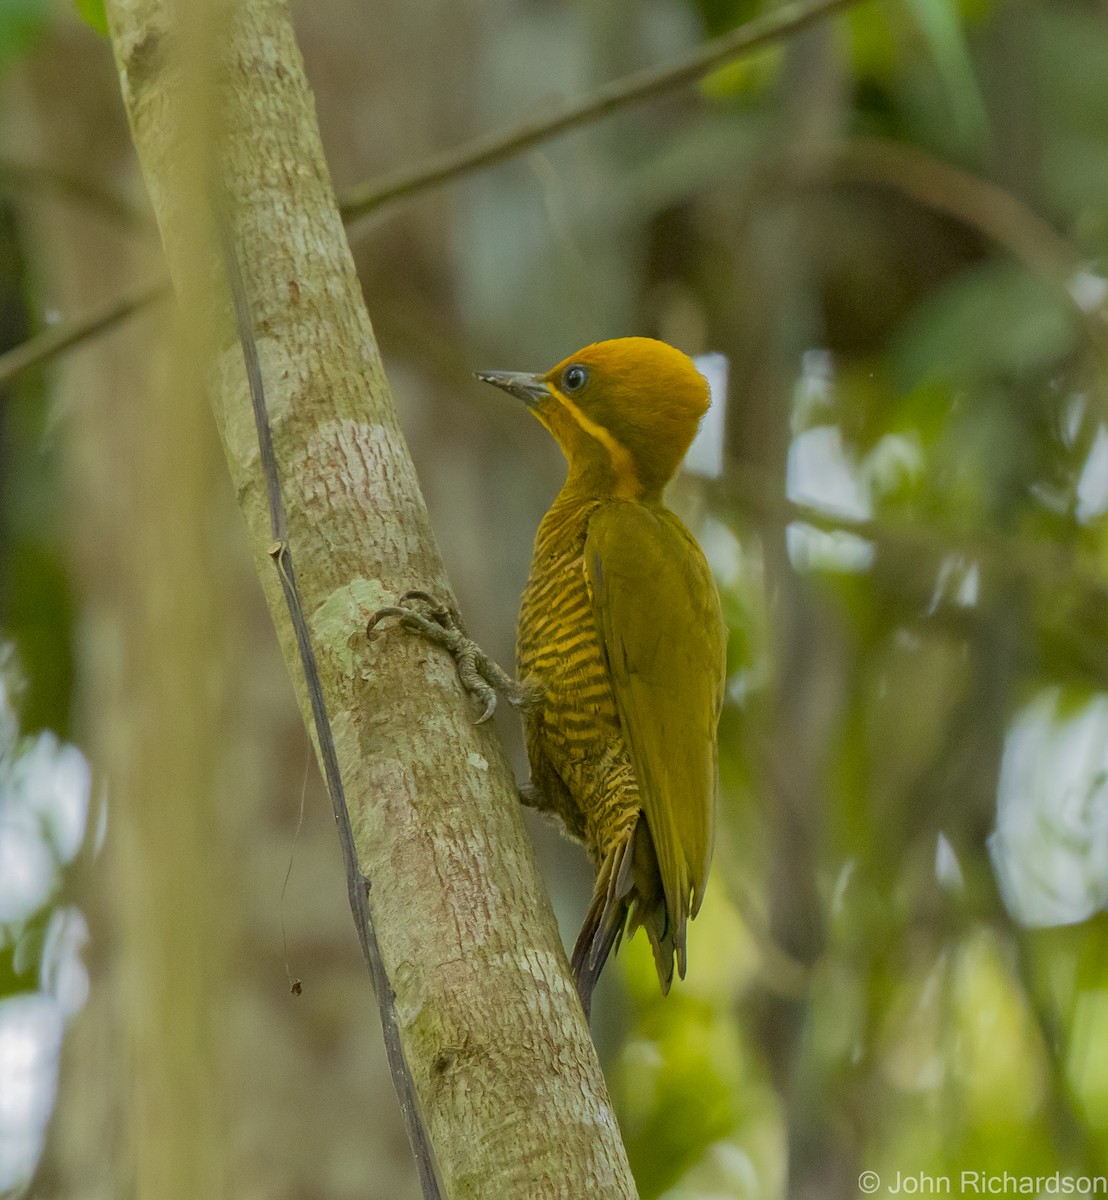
left=102, top=1, right=637, bottom=1197
left=3, top=22, right=231, bottom=1200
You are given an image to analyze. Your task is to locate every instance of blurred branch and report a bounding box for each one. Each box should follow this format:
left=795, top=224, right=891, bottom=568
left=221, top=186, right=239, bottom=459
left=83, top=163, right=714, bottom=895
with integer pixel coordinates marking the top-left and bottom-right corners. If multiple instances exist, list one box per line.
left=5, top=6, right=1099, bottom=413
left=0, top=282, right=168, bottom=389
left=0, top=157, right=151, bottom=229
left=30, top=130, right=1089, bottom=400
left=337, top=0, right=867, bottom=223
left=6, top=295, right=1103, bottom=616
left=0, top=0, right=866, bottom=390
left=792, top=137, right=1108, bottom=360
left=830, top=138, right=1079, bottom=282
left=714, top=462, right=1108, bottom=604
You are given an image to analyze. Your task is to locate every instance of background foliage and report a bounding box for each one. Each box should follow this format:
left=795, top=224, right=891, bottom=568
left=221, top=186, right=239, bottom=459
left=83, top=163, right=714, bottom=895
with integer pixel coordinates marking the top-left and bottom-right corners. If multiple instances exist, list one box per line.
left=2, top=0, right=1108, bottom=1196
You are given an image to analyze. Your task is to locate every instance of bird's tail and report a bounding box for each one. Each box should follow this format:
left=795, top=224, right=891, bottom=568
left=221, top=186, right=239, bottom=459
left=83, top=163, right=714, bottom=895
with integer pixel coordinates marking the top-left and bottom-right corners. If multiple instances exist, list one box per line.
left=571, top=816, right=676, bottom=1019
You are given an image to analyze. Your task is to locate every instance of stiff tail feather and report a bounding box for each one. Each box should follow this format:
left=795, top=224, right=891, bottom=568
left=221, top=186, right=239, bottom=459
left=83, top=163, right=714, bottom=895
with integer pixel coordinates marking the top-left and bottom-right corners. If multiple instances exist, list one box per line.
left=571, top=816, right=680, bottom=1018
left=571, top=832, right=634, bottom=1019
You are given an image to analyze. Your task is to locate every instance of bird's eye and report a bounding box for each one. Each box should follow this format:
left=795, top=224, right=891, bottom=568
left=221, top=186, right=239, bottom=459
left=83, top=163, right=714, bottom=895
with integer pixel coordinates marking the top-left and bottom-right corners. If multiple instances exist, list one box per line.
left=562, top=365, right=589, bottom=394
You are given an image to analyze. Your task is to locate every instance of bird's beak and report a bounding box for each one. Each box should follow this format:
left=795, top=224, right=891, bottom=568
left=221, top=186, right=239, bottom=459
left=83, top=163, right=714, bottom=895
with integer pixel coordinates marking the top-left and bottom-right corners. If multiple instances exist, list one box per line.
left=474, top=370, right=550, bottom=408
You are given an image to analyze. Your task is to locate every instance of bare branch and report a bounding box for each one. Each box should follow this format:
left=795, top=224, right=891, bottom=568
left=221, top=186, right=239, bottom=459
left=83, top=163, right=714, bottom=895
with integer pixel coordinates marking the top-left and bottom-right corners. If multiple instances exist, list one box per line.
left=338, top=0, right=868, bottom=224
left=828, top=138, right=1081, bottom=283
left=0, top=282, right=168, bottom=390
left=0, top=0, right=868, bottom=388
left=794, top=137, right=1108, bottom=360
left=0, top=157, right=152, bottom=230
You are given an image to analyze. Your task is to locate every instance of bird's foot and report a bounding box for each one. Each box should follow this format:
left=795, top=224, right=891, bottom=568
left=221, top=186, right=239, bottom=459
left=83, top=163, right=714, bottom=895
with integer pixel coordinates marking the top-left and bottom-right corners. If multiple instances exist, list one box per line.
left=367, top=590, right=537, bottom=722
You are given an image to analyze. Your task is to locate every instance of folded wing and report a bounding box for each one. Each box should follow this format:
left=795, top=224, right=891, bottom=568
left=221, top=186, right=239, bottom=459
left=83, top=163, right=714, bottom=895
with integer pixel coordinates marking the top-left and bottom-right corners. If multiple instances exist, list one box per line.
left=584, top=502, right=726, bottom=976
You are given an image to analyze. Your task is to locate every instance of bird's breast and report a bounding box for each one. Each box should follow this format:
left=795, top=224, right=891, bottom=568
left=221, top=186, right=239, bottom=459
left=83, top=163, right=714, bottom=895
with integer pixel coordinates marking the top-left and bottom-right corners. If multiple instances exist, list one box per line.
left=517, top=500, right=620, bottom=759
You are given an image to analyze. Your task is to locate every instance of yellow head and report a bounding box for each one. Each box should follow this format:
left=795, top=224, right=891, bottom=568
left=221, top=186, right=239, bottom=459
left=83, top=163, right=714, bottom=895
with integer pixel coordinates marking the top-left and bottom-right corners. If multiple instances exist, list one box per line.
left=477, top=337, right=710, bottom=499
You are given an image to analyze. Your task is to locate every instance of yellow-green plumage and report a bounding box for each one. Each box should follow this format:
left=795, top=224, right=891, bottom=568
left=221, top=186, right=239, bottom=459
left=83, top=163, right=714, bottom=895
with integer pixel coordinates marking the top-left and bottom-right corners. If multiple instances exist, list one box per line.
left=480, top=337, right=726, bottom=1014
left=518, top=494, right=629, bottom=855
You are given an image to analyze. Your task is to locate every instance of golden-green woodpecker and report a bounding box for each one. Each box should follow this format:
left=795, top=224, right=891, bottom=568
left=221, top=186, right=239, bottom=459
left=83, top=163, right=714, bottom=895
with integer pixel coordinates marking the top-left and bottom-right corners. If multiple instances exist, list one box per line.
left=477, top=337, right=727, bottom=1016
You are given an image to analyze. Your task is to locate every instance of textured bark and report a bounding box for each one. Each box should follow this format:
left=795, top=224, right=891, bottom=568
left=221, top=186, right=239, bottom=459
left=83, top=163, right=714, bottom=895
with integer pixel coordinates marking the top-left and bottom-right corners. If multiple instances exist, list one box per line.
left=102, top=1, right=637, bottom=1197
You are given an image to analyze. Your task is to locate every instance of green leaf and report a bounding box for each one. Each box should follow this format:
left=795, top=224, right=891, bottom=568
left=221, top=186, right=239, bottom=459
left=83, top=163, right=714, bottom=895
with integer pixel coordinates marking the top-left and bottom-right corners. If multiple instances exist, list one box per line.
left=73, top=0, right=109, bottom=36
left=699, top=45, right=782, bottom=101
left=892, top=261, right=1078, bottom=389
left=901, top=0, right=990, bottom=153
left=0, top=0, right=51, bottom=69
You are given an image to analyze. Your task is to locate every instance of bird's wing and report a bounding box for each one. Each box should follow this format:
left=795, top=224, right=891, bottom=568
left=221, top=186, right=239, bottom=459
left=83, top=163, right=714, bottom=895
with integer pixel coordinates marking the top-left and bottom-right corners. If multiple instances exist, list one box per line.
left=584, top=502, right=726, bottom=961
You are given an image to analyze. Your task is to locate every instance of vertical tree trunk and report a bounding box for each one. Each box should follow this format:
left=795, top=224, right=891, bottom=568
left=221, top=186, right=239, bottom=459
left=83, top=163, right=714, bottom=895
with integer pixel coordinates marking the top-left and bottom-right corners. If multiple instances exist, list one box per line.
left=102, top=1, right=638, bottom=1196
left=6, top=19, right=429, bottom=1193
left=4, top=23, right=231, bottom=1200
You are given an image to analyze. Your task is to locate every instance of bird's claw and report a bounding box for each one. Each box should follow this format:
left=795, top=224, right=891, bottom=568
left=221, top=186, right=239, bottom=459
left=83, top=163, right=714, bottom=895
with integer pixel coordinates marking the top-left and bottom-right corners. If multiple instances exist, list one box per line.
left=366, top=589, right=461, bottom=637
left=368, top=590, right=521, bottom=723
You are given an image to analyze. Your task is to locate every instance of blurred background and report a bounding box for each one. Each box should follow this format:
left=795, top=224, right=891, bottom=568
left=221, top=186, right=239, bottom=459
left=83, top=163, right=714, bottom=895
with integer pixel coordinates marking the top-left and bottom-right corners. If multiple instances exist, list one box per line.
left=3, top=0, right=1108, bottom=1196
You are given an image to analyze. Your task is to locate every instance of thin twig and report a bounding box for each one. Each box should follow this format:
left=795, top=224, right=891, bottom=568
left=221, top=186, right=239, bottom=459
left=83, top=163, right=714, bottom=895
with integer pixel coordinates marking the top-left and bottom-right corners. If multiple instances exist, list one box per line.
left=215, top=204, right=443, bottom=1199
left=338, top=0, right=867, bottom=223
left=0, top=282, right=169, bottom=390
left=0, top=158, right=151, bottom=230
left=280, top=744, right=310, bottom=995
left=0, top=0, right=866, bottom=388
left=829, top=138, right=1081, bottom=283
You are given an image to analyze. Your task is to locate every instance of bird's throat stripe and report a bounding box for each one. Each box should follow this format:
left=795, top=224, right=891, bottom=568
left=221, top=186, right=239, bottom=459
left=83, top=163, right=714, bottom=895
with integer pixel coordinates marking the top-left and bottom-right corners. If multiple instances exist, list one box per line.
left=552, top=390, right=640, bottom=497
